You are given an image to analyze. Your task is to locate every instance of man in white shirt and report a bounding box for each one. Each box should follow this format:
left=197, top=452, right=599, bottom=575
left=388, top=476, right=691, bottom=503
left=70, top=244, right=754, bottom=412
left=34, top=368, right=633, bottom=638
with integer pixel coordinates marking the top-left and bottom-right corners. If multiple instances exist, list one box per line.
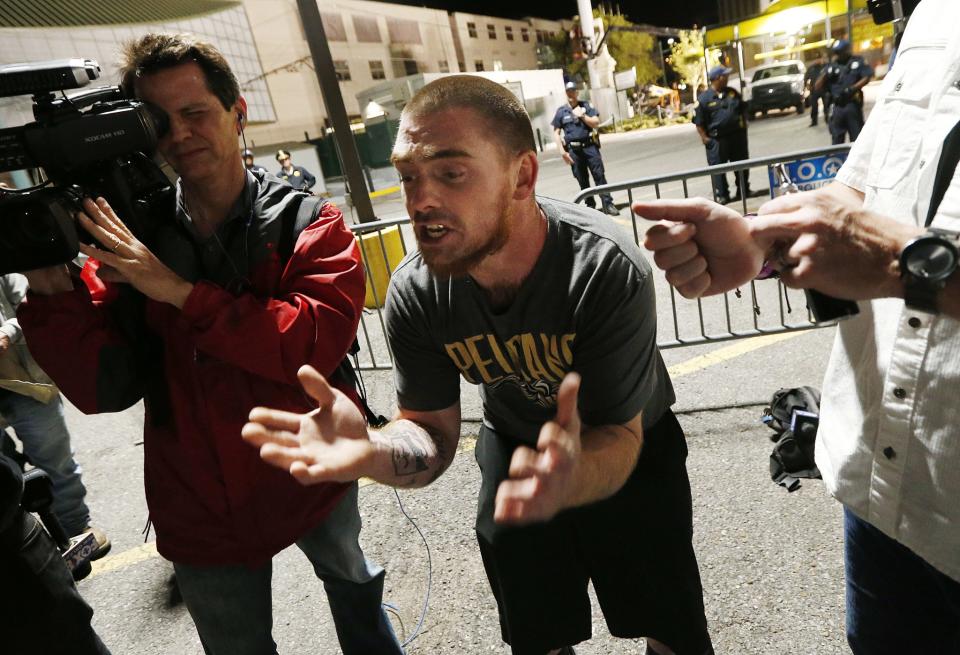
left=634, top=0, right=960, bottom=651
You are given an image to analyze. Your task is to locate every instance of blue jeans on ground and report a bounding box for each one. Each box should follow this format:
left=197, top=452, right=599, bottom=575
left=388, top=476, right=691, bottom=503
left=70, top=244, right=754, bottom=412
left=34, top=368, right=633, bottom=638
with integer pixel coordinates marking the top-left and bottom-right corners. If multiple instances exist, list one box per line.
left=172, top=483, right=404, bottom=655
left=0, top=392, right=90, bottom=536
left=844, top=507, right=960, bottom=654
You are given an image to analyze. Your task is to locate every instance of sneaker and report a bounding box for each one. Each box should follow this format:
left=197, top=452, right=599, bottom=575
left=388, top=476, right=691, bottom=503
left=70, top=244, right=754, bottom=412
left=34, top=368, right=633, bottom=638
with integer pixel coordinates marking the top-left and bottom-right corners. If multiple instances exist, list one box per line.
left=80, top=525, right=112, bottom=561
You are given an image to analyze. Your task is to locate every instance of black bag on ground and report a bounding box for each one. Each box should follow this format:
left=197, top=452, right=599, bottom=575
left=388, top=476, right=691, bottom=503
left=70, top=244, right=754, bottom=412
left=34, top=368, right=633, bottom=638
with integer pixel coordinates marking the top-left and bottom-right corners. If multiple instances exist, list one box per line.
left=761, top=386, right=822, bottom=492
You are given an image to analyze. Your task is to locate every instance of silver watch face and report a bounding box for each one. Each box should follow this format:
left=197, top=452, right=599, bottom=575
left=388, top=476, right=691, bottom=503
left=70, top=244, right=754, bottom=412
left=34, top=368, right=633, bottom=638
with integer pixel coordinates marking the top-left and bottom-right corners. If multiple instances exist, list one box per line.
left=905, top=240, right=959, bottom=281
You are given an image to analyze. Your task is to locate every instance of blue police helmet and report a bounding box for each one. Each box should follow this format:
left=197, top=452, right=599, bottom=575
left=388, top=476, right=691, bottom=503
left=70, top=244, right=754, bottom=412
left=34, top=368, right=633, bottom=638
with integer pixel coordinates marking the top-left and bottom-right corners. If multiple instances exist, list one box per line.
left=708, top=65, right=733, bottom=81
left=832, top=39, right=851, bottom=53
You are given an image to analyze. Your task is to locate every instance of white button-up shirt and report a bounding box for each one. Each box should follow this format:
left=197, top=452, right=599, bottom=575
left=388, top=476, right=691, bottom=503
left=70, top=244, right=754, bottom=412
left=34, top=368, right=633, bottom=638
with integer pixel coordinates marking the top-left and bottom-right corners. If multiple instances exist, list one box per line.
left=819, top=0, right=960, bottom=582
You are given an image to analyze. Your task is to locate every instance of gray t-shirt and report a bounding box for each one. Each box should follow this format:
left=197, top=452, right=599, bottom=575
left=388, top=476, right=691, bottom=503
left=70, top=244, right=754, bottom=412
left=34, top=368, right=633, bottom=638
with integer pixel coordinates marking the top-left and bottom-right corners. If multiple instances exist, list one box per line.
left=385, top=196, right=675, bottom=444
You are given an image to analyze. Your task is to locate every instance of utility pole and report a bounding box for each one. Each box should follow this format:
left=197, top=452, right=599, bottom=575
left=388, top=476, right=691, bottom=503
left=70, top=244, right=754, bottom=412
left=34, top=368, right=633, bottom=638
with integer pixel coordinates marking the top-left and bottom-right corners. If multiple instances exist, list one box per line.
left=296, top=0, right=376, bottom=222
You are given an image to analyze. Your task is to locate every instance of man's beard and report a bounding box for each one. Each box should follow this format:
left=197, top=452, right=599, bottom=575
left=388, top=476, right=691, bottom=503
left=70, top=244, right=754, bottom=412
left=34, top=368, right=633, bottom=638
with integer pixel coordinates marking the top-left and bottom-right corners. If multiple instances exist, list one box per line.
left=417, top=203, right=513, bottom=278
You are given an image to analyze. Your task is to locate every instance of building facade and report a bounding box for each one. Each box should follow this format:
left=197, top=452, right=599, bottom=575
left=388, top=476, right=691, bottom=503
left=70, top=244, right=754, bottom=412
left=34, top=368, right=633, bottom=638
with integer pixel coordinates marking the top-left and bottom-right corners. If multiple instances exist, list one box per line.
left=447, top=12, right=540, bottom=73
left=0, top=0, right=273, bottom=132
left=1, top=0, right=569, bottom=180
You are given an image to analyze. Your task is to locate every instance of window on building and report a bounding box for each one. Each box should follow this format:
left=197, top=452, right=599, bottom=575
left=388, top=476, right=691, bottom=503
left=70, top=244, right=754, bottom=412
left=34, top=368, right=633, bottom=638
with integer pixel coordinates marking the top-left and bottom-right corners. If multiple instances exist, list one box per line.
left=475, top=59, right=485, bottom=71
left=387, top=17, right=421, bottom=44
left=353, top=15, right=381, bottom=43
left=505, top=26, right=514, bottom=41
left=438, top=59, right=449, bottom=73
left=467, top=22, right=477, bottom=38
left=487, top=24, right=496, bottom=39
left=521, top=28, right=530, bottom=42
left=403, top=59, right=419, bottom=75
left=334, top=60, right=351, bottom=81
left=536, top=30, right=546, bottom=44
left=320, top=13, right=347, bottom=41
left=369, top=60, right=385, bottom=80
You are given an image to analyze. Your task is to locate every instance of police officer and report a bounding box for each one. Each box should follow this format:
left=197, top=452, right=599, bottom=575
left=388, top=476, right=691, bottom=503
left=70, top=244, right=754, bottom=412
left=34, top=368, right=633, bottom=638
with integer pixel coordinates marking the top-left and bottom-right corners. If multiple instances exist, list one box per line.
left=275, top=149, right=316, bottom=192
left=551, top=81, right=619, bottom=216
left=804, top=54, right=830, bottom=127
left=694, top=65, right=761, bottom=204
left=242, top=149, right=268, bottom=176
left=817, top=39, right=873, bottom=144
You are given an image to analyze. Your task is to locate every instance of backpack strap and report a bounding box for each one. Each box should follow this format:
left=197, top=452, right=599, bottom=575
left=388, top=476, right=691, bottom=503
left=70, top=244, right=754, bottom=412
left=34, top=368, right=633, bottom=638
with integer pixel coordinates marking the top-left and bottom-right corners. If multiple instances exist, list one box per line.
left=277, top=194, right=386, bottom=428
left=278, top=195, right=324, bottom=263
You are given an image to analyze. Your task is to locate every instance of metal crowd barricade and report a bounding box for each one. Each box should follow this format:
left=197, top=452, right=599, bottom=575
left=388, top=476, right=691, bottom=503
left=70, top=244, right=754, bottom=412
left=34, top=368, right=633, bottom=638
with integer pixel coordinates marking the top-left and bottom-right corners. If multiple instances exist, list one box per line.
left=348, top=144, right=853, bottom=370
left=574, top=144, right=853, bottom=350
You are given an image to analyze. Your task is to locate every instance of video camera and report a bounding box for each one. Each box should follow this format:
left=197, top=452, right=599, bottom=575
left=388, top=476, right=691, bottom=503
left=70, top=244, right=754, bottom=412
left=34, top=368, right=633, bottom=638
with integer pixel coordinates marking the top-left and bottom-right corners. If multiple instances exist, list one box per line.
left=0, top=58, right=172, bottom=275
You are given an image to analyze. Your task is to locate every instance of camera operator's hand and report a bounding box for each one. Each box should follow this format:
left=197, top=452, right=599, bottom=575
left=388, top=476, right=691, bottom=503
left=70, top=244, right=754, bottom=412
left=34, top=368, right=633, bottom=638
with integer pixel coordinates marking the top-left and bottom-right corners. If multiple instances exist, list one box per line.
left=0, top=334, right=10, bottom=354
left=76, top=197, right=194, bottom=309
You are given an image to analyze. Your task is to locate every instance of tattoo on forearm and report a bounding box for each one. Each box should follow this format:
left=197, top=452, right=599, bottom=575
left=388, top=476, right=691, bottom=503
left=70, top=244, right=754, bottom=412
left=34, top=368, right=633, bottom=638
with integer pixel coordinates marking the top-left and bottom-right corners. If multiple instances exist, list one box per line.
left=383, top=420, right=452, bottom=486
left=389, top=427, right=431, bottom=476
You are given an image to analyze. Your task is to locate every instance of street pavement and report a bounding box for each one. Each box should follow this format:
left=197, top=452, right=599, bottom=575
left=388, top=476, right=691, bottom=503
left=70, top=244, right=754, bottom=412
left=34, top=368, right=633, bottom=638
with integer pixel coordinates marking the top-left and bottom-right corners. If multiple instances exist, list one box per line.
left=41, top=87, right=882, bottom=654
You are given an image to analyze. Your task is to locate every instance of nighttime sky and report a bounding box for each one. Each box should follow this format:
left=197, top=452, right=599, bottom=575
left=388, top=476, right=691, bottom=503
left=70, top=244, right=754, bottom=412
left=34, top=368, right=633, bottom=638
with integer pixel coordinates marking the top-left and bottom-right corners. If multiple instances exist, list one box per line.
left=370, top=1, right=720, bottom=28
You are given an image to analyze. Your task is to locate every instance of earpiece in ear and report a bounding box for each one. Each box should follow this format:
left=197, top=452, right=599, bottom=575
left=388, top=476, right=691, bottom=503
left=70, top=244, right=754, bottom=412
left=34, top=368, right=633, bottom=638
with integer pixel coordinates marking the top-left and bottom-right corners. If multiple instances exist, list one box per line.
left=237, top=112, right=244, bottom=133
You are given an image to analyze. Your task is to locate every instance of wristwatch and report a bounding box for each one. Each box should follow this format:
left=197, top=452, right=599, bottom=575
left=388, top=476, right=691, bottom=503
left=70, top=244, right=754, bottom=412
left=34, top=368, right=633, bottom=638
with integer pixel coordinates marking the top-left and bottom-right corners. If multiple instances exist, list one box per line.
left=899, top=227, right=960, bottom=313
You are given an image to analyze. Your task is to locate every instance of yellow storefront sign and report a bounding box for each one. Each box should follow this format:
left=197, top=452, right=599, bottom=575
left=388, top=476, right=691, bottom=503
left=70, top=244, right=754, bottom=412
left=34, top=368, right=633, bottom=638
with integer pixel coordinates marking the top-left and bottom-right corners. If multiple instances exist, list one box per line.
left=707, top=0, right=869, bottom=45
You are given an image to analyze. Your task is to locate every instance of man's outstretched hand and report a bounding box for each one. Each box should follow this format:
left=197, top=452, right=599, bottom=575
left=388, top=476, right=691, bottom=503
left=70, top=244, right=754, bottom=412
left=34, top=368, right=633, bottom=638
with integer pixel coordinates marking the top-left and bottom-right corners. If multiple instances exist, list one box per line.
left=242, top=365, right=375, bottom=485
left=494, top=373, right=583, bottom=525
left=634, top=198, right=766, bottom=298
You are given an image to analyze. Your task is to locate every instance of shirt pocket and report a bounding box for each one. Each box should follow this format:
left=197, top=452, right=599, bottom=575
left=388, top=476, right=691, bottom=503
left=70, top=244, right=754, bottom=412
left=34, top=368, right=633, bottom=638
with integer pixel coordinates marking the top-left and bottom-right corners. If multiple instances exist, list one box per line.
left=865, top=48, right=940, bottom=190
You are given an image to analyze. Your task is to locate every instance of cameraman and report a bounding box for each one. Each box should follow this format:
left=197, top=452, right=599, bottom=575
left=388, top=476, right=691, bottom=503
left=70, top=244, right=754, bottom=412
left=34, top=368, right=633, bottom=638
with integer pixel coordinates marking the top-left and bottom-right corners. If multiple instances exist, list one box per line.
left=17, top=34, right=402, bottom=655
left=0, top=452, right=111, bottom=655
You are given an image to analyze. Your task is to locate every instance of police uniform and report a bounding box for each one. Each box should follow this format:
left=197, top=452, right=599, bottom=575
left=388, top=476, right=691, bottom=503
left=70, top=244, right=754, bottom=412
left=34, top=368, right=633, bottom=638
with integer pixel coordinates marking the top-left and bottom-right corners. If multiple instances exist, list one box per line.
left=551, top=100, right=615, bottom=212
left=823, top=55, right=872, bottom=144
left=246, top=163, right=268, bottom=176
left=804, top=62, right=830, bottom=126
left=277, top=165, right=316, bottom=192
left=694, top=85, right=752, bottom=203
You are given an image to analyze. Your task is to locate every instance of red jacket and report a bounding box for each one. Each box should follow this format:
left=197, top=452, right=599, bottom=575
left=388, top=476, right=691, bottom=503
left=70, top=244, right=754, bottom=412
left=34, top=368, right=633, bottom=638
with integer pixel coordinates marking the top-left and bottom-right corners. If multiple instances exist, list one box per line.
left=19, top=181, right=365, bottom=566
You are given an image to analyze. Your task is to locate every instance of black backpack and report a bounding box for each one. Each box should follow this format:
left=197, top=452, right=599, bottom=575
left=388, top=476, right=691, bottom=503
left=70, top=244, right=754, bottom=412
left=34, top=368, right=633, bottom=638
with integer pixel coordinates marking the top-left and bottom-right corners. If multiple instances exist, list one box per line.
left=283, top=195, right=386, bottom=428
left=761, top=386, right=822, bottom=492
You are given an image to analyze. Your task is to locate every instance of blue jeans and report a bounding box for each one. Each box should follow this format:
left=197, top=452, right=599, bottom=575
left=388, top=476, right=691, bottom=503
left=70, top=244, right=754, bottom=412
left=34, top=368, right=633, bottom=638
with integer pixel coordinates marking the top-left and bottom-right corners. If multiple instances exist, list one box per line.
left=844, top=508, right=960, bottom=654
left=0, top=392, right=90, bottom=535
left=172, top=483, right=403, bottom=655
